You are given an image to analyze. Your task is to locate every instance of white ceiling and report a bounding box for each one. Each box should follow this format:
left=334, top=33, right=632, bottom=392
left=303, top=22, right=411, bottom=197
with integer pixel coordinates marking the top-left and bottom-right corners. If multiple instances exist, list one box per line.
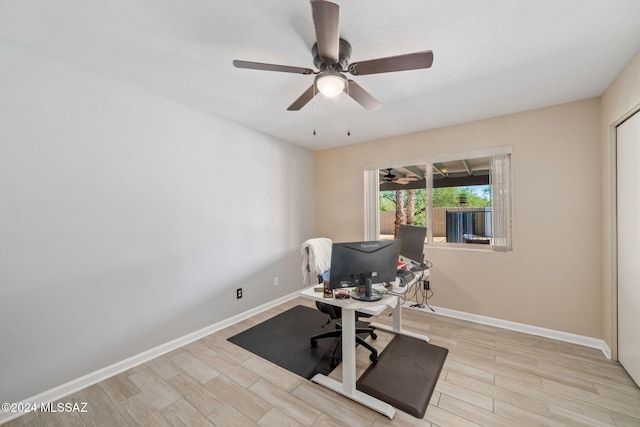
left=1, top=0, right=639, bottom=151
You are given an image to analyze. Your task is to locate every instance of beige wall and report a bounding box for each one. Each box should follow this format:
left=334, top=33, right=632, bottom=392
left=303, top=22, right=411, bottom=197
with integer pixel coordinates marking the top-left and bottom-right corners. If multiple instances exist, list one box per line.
left=600, top=52, right=640, bottom=358
left=316, top=98, right=603, bottom=338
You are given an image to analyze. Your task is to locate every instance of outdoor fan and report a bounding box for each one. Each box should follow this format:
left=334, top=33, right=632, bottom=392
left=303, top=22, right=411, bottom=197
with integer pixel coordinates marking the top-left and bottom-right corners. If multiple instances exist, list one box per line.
left=233, top=0, right=434, bottom=111
left=381, top=169, right=420, bottom=185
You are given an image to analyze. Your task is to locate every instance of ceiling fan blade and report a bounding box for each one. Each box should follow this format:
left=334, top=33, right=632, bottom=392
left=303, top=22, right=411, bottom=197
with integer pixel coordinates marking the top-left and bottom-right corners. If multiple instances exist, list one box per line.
left=345, top=80, right=381, bottom=111
left=348, top=51, right=433, bottom=76
left=287, top=85, right=318, bottom=111
left=311, top=0, right=340, bottom=62
left=233, top=60, right=314, bottom=75
left=395, top=178, right=415, bottom=184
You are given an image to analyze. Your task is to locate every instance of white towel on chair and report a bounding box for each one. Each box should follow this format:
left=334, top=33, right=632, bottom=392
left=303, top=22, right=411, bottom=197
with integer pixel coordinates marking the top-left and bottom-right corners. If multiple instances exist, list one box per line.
left=301, top=237, right=332, bottom=286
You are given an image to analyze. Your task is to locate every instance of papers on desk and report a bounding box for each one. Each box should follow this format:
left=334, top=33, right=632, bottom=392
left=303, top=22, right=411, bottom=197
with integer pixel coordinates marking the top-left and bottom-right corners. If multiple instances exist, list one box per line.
left=373, top=281, right=410, bottom=296
left=384, top=276, right=417, bottom=292
left=394, top=268, right=429, bottom=289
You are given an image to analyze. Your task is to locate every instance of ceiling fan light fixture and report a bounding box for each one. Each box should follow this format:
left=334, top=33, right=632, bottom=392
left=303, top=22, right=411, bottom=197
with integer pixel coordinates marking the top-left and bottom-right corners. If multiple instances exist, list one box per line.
left=315, top=70, right=347, bottom=98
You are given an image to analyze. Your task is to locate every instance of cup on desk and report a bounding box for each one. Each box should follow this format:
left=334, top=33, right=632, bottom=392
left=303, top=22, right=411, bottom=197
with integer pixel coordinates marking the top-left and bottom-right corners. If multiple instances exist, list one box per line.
left=333, top=289, right=350, bottom=299
left=323, top=280, right=332, bottom=298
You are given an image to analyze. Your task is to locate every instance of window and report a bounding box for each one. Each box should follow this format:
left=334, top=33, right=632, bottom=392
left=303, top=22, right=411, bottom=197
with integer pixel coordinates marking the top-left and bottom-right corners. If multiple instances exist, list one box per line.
left=365, top=148, right=512, bottom=252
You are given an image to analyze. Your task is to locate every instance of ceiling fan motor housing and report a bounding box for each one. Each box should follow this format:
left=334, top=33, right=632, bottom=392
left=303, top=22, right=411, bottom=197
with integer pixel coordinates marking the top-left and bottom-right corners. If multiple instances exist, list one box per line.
left=313, top=38, right=352, bottom=71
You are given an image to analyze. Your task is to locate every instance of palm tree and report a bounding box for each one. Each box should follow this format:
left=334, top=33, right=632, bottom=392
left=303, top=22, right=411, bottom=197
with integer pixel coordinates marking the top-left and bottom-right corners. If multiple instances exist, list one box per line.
left=406, top=189, right=416, bottom=225
left=394, top=190, right=405, bottom=237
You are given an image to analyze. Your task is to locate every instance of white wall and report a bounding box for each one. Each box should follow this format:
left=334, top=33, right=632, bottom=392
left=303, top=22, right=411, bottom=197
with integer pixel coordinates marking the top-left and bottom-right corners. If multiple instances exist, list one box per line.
left=0, top=40, right=315, bottom=403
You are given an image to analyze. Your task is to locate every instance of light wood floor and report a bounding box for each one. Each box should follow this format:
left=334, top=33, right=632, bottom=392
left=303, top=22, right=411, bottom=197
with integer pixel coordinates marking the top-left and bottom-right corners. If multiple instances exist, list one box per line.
left=5, top=296, right=640, bottom=426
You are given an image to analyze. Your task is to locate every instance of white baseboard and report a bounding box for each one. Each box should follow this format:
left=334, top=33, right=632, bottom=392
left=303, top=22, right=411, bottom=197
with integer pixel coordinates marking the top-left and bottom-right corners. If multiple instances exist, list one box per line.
left=404, top=302, right=612, bottom=360
left=0, top=290, right=301, bottom=425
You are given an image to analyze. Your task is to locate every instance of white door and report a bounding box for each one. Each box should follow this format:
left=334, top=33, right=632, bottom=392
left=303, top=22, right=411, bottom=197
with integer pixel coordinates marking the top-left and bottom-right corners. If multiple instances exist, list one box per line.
left=617, top=110, right=640, bottom=386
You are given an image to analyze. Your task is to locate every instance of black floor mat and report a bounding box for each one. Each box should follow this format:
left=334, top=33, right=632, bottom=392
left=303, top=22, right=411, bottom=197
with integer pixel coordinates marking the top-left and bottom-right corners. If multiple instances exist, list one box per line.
left=357, top=334, right=448, bottom=418
left=227, top=305, right=342, bottom=379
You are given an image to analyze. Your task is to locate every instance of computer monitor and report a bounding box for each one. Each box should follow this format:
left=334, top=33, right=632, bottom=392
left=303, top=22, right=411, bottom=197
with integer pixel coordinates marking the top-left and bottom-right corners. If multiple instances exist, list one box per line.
left=329, top=240, right=401, bottom=301
left=396, top=224, right=427, bottom=265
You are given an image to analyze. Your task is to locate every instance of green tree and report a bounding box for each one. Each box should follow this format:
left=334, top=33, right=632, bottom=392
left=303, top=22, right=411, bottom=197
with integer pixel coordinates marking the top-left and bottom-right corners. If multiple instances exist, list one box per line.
left=380, top=189, right=427, bottom=230
left=433, top=186, right=490, bottom=208
left=380, top=191, right=396, bottom=211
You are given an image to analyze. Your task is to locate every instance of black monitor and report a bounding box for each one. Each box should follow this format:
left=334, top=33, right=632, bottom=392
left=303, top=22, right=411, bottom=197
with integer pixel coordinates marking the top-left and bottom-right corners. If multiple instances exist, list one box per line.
left=329, top=240, right=401, bottom=301
left=396, top=225, right=427, bottom=265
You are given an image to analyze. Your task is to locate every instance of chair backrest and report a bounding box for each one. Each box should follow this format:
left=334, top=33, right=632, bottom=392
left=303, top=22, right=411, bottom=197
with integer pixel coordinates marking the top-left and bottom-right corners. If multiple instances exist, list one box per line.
left=301, top=237, right=332, bottom=286
left=315, top=300, right=342, bottom=320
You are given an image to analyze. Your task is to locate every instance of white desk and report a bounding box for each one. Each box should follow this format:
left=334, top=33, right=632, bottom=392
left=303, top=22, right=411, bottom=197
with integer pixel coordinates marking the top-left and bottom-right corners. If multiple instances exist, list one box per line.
left=369, top=271, right=431, bottom=342
left=300, top=278, right=429, bottom=419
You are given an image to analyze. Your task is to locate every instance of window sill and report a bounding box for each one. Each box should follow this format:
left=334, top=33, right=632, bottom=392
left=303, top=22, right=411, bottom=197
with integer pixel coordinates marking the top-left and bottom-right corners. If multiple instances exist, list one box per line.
left=427, top=242, right=492, bottom=252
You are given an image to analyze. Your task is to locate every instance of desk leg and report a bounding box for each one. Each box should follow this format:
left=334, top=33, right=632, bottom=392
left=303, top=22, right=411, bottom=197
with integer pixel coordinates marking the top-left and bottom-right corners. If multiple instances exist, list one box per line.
left=392, top=299, right=402, bottom=333
left=310, top=307, right=395, bottom=419
left=341, top=308, right=356, bottom=393
left=369, top=297, right=430, bottom=342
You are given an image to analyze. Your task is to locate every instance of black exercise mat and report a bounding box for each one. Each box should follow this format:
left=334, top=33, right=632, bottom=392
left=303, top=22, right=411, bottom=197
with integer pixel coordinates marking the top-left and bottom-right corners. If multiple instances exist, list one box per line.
left=227, top=305, right=341, bottom=379
left=357, top=334, right=448, bottom=418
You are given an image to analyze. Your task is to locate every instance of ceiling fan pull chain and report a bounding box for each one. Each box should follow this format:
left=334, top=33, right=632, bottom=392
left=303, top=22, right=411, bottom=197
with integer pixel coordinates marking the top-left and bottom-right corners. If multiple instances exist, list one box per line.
left=312, top=84, right=317, bottom=135
left=346, top=82, right=351, bottom=136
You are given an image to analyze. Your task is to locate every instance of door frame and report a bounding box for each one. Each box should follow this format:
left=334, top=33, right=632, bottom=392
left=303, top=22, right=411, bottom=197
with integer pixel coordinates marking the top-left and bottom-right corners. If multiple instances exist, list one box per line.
left=610, top=104, right=640, bottom=362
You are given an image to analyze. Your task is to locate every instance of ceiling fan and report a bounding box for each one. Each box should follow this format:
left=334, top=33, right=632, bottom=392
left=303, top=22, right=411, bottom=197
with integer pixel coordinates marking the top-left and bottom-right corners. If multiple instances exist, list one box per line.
left=233, top=0, right=433, bottom=111
left=381, top=168, right=420, bottom=185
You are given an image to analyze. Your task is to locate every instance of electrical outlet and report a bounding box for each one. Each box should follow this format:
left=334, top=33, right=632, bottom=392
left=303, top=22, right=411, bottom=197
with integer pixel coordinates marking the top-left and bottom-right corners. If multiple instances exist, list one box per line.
left=273, top=276, right=279, bottom=286
left=236, top=288, right=243, bottom=299
left=424, top=280, right=430, bottom=290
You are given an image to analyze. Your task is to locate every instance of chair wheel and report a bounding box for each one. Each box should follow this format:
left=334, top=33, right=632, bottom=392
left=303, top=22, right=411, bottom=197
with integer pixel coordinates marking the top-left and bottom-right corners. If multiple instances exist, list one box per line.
left=370, top=332, right=377, bottom=340
left=310, top=339, right=317, bottom=348
left=369, top=353, right=378, bottom=362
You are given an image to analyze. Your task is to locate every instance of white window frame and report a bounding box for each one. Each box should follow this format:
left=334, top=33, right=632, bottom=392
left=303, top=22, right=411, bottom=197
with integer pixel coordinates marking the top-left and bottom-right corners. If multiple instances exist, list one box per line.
left=364, top=146, right=513, bottom=251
